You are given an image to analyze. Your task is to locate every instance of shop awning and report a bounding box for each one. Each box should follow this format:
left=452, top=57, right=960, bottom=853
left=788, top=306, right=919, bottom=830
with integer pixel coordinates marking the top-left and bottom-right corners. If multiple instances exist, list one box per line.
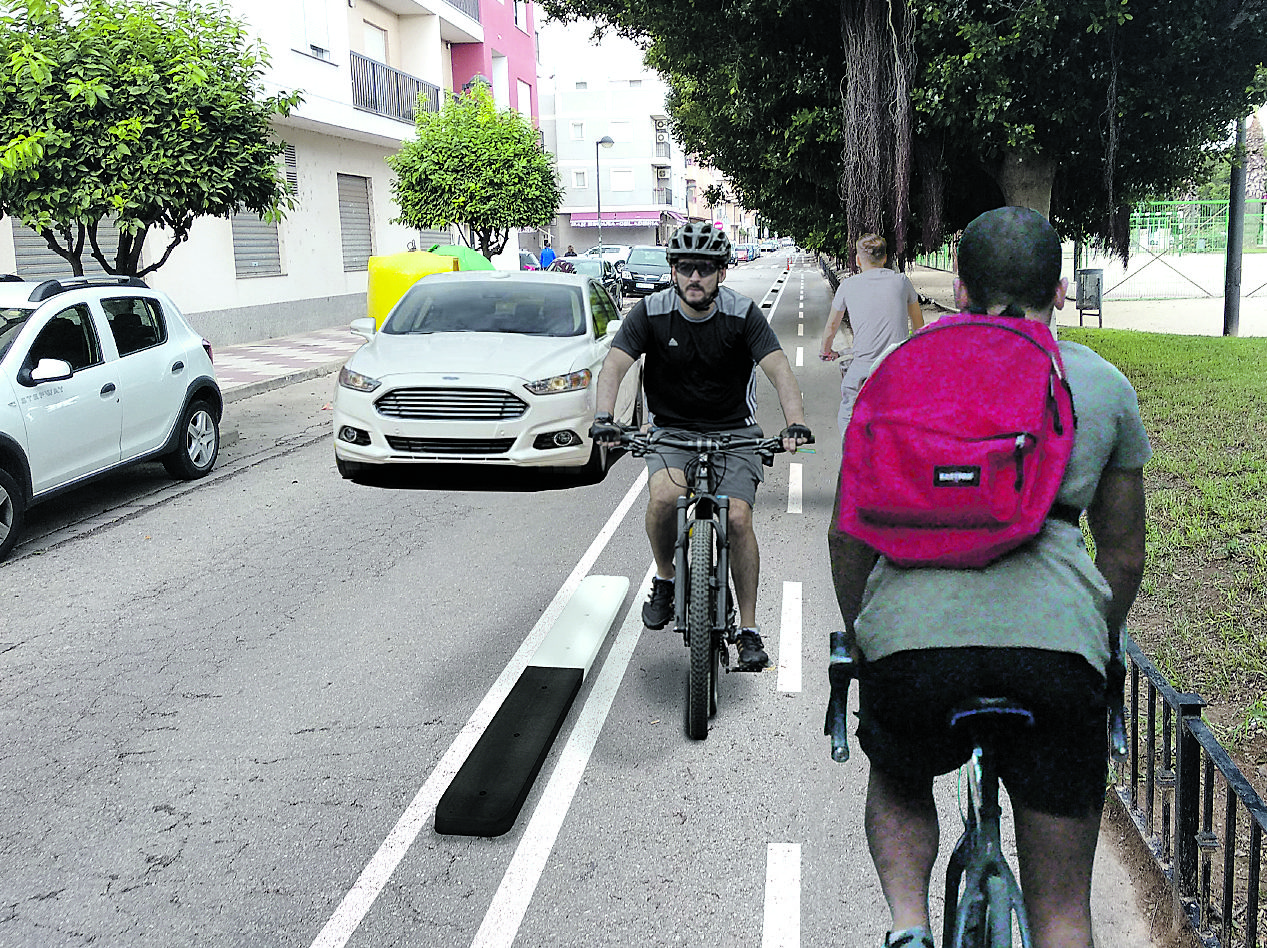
left=570, top=210, right=676, bottom=228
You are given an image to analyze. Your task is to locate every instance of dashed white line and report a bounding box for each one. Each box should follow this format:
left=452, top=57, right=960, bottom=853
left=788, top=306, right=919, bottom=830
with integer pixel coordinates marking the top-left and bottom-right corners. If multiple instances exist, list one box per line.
left=787, top=462, right=803, bottom=514
left=777, top=581, right=802, bottom=693
left=795, top=347, right=804, bottom=367
left=762, top=843, right=801, bottom=948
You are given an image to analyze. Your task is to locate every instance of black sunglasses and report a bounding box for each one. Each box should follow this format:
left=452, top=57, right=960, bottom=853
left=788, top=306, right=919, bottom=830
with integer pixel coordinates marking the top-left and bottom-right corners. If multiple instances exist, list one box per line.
left=675, top=260, right=721, bottom=277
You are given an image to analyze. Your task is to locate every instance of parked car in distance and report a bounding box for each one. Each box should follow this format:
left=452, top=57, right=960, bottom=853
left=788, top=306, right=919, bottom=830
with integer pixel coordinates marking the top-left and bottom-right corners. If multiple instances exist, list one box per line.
left=332, top=270, right=643, bottom=480
left=548, top=257, right=623, bottom=309
left=519, top=250, right=541, bottom=271
left=735, top=243, right=758, bottom=262
left=760, top=238, right=779, bottom=253
left=582, top=244, right=632, bottom=269
left=0, top=275, right=222, bottom=561
left=621, top=245, right=673, bottom=298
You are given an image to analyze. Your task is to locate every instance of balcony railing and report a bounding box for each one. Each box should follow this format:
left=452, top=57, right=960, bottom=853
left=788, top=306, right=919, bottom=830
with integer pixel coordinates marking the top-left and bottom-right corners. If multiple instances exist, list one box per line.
left=442, top=0, right=480, bottom=21
left=350, top=52, right=441, bottom=125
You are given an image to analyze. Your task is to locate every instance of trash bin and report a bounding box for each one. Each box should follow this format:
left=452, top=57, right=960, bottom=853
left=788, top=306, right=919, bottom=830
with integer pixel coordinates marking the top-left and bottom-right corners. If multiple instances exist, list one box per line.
left=366, top=251, right=460, bottom=328
left=1075, top=268, right=1103, bottom=327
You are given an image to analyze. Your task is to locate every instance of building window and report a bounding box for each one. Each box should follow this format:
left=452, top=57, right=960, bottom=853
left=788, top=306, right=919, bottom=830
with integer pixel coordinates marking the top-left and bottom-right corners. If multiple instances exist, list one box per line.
left=629, top=79, right=642, bottom=88
left=363, top=22, right=388, bottom=64
left=337, top=173, right=373, bottom=272
left=514, top=0, right=528, bottom=31
left=517, top=79, right=532, bottom=120
left=231, top=212, right=283, bottom=279
left=301, top=0, right=332, bottom=60
left=570, top=122, right=584, bottom=141
left=610, top=169, right=634, bottom=191
left=575, top=81, right=587, bottom=90
left=572, top=170, right=587, bottom=189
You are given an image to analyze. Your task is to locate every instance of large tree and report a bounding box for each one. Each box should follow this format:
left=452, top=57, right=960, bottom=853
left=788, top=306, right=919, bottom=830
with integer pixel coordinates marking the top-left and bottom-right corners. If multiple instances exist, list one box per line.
left=388, top=84, right=564, bottom=259
left=540, top=0, right=1267, bottom=261
left=0, top=0, right=300, bottom=277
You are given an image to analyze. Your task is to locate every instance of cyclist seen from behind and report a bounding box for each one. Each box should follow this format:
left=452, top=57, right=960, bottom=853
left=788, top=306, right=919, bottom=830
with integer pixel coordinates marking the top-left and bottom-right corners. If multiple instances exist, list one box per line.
left=591, top=221, right=811, bottom=668
left=828, top=207, right=1150, bottom=948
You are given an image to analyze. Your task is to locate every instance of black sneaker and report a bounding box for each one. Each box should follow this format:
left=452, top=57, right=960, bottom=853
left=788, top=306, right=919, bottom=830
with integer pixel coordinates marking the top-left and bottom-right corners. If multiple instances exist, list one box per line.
left=641, top=577, right=675, bottom=629
left=736, top=628, right=770, bottom=668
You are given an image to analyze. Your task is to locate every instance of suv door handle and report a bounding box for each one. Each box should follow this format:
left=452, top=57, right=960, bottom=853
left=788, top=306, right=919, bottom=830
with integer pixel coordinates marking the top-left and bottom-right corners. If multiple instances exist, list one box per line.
left=100, top=383, right=116, bottom=396
left=171, top=361, right=184, bottom=374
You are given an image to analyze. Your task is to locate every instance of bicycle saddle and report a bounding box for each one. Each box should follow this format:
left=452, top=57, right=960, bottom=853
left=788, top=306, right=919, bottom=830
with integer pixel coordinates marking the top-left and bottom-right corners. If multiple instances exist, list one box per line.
left=947, top=697, right=1035, bottom=731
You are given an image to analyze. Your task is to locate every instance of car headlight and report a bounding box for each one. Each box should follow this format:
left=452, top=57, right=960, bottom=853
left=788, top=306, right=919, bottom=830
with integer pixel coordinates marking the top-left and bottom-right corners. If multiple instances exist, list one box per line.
left=524, top=368, right=592, bottom=395
left=338, top=366, right=381, bottom=393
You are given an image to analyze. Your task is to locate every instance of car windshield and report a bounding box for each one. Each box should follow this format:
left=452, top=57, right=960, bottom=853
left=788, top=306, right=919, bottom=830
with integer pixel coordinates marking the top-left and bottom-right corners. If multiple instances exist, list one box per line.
left=384, top=282, right=586, bottom=337
left=626, top=248, right=667, bottom=267
left=569, top=259, right=605, bottom=278
left=0, top=307, right=34, bottom=361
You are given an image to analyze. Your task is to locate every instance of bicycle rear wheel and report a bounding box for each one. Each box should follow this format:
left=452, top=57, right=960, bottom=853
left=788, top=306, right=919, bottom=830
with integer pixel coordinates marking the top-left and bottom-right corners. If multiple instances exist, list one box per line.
left=686, top=519, right=715, bottom=740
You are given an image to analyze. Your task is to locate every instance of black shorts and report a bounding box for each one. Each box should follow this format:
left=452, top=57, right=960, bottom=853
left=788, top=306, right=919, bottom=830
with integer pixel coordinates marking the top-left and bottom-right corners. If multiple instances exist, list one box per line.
left=856, top=648, right=1109, bottom=819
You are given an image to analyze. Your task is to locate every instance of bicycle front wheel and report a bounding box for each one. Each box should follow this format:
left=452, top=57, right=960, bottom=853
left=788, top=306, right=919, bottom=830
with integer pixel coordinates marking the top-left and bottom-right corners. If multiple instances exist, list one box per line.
left=984, top=874, right=1014, bottom=948
left=686, top=519, right=715, bottom=740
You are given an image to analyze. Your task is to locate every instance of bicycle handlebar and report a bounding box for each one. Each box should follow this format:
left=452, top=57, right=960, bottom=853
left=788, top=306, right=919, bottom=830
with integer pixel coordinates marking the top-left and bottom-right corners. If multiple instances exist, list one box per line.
left=609, top=426, right=810, bottom=460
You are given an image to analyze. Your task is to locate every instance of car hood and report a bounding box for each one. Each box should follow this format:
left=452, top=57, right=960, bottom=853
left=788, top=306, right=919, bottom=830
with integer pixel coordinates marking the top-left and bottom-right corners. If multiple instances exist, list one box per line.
left=349, top=332, right=600, bottom=382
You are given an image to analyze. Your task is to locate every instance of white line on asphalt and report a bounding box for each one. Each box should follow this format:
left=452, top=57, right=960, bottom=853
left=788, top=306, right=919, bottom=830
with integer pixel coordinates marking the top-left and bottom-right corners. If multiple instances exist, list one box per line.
left=308, top=470, right=649, bottom=948
left=797, top=324, right=803, bottom=336
left=787, top=462, right=803, bottom=514
left=795, top=347, right=804, bottom=367
left=777, top=582, right=802, bottom=694
left=470, top=562, right=655, bottom=948
left=762, top=843, right=801, bottom=948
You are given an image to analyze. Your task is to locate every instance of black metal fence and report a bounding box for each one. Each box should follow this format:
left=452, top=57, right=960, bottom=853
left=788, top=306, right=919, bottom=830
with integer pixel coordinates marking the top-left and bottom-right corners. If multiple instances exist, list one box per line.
left=1113, top=636, right=1267, bottom=947
left=349, top=52, right=441, bottom=126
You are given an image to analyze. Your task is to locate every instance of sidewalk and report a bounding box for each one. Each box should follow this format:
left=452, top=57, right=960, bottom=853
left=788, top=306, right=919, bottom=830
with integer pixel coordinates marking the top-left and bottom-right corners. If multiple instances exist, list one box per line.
left=214, top=326, right=366, bottom=404
left=906, top=263, right=1267, bottom=336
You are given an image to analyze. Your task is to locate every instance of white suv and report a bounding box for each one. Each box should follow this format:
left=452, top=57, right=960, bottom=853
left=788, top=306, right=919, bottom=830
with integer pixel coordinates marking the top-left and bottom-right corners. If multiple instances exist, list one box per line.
left=0, top=275, right=222, bottom=560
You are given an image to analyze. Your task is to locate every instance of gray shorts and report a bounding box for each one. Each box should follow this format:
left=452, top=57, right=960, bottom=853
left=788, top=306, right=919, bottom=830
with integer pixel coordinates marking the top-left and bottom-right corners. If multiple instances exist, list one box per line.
left=644, top=425, right=765, bottom=507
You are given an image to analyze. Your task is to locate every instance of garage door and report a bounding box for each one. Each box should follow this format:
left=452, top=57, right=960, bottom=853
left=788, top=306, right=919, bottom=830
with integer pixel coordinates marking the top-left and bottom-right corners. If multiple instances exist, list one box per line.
left=12, top=220, right=121, bottom=279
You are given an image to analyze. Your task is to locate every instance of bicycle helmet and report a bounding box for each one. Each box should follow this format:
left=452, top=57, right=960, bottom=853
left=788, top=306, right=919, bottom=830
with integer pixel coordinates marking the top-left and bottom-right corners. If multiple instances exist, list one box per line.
left=665, top=221, right=731, bottom=265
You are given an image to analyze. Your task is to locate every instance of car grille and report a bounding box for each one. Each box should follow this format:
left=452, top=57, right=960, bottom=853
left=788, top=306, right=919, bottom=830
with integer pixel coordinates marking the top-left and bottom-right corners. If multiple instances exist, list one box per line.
left=386, top=436, right=515, bottom=455
left=375, top=387, right=528, bottom=420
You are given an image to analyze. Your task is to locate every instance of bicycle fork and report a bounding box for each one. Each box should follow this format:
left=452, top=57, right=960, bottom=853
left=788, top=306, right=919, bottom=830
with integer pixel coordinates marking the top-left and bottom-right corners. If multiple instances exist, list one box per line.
left=673, top=494, right=733, bottom=647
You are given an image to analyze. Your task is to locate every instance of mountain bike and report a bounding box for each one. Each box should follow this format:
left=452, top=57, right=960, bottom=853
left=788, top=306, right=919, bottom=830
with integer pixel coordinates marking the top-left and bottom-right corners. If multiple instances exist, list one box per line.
left=617, top=427, right=808, bottom=739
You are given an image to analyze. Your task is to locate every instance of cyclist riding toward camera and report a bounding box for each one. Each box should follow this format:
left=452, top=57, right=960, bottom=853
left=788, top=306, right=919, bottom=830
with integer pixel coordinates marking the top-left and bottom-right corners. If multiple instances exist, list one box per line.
left=591, top=221, right=811, bottom=667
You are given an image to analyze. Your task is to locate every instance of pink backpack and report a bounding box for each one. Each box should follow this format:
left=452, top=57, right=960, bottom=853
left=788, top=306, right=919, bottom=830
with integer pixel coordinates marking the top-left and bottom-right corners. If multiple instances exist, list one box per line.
left=836, top=313, right=1077, bottom=568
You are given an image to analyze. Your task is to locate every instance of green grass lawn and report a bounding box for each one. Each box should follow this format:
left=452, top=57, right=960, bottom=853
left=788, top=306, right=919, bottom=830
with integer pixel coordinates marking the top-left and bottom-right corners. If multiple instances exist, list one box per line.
left=1062, top=327, right=1267, bottom=764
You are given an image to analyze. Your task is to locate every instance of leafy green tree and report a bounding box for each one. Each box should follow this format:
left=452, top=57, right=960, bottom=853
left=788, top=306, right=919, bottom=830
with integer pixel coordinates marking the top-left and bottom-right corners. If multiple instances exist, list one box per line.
left=540, top=1, right=1267, bottom=260
left=0, top=0, right=300, bottom=277
left=388, top=84, right=563, bottom=259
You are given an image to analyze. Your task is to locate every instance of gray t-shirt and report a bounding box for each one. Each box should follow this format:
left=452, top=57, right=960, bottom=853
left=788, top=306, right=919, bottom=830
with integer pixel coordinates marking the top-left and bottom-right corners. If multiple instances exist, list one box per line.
left=832, top=268, right=919, bottom=384
left=853, top=339, right=1153, bottom=675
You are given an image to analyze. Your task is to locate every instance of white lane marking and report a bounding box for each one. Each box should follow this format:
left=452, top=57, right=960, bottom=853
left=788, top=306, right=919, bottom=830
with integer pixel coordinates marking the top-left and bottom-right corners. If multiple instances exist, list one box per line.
left=777, top=581, right=802, bottom=693
left=309, top=470, right=649, bottom=948
left=471, top=563, right=655, bottom=948
left=762, top=843, right=801, bottom=948
left=795, top=347, right=804, bottom=367
left=785, top=463, right=805, bottom=514
left=797, top=324, right=803, bottom=337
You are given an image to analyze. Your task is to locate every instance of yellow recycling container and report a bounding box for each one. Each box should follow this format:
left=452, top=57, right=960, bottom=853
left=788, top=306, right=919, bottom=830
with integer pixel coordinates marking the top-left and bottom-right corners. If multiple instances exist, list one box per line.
left=366, top=251, right=460, bottom=328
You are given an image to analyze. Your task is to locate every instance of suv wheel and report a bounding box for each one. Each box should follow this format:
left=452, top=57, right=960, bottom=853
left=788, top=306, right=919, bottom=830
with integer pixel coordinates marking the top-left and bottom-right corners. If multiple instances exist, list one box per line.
left=163, top=399, right=219, bottom=479
left=0, top=468, right=27, bottom=561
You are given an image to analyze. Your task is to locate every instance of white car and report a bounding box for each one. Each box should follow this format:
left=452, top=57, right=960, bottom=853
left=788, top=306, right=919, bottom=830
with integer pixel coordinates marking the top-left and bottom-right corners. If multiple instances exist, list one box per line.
left=582, top=244, right=632, bottom=269
left=0, top=275, right=222, bottom=560
left=332, top=270, right=642, bottom=479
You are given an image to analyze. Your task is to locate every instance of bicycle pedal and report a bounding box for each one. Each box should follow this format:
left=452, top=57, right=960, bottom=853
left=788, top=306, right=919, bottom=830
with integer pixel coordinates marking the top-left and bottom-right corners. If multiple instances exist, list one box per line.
left=728, top=659, right=770, bottom=673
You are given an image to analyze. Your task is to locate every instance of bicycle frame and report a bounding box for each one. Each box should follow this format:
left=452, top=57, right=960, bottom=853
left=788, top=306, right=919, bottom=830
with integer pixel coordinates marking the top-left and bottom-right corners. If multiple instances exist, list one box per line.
left=671, top=451, right=731, bottom=645
left=944, top=702, right=1034, bottom=948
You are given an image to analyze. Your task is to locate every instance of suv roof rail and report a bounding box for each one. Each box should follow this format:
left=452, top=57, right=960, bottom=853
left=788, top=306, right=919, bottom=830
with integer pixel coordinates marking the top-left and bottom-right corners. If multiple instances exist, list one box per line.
left=0, top=274, right=24, bottom=283
left=27, top=275, right=149, bottom=302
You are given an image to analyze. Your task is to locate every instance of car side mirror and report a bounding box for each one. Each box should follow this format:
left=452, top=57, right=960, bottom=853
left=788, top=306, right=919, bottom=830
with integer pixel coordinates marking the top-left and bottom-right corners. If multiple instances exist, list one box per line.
left=350, top=317, right=377, bottom=342
left=23, top=358, right=73, bottom=386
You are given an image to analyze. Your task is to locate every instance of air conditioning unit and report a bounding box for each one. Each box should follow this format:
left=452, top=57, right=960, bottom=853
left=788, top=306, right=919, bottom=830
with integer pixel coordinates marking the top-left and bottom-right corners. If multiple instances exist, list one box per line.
left=657, top=168, right=671, bottom=179
left=655, top=119, right=668, bottom=130
left=655, top=132, right=669, bottom=143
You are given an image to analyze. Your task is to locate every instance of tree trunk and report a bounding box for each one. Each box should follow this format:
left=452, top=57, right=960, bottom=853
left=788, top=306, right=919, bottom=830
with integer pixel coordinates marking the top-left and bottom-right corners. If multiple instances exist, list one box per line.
left=996, top=150, right=1056, bottom=219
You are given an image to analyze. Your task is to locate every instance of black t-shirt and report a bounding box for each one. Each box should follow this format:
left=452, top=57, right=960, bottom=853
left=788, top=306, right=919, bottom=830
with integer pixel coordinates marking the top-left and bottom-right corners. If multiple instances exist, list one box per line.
left=612, top=285, right=782, bottom=431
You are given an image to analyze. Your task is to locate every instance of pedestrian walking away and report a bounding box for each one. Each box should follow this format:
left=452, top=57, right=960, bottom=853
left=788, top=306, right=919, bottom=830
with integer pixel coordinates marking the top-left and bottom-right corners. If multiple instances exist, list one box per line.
left=820, top=233, right=923, bottom=437
left=539, top=240, right=556, bottom=269
left=827, top=207, right=1151, bottom=948
left=590, top=221, right=811, bottom=669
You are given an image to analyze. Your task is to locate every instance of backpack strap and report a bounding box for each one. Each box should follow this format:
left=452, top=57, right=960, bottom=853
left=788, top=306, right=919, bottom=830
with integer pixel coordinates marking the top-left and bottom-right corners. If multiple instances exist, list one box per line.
left=1048, top=502, right=1082, bottom=527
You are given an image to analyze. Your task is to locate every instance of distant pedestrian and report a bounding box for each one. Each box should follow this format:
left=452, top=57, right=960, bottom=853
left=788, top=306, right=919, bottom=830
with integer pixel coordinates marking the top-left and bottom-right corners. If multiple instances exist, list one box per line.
left=539, top=240, right=556, bottom=269
left=564, top=244, right=577, bottom=257
left=819, top=234, right=924, bottom=437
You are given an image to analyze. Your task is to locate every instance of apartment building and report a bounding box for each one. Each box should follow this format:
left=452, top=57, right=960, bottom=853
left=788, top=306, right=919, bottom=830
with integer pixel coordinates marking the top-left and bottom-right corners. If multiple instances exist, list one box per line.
left=0, top=0, right=541, bottom=346
left=684, top=156, right=759, bottom=245
left=534, top=19, right=689, bottom=255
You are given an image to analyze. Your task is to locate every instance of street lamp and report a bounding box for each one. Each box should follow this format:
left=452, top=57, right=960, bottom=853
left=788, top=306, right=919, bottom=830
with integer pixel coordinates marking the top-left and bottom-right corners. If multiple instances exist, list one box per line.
left=595, top=136, right=614, bottom=258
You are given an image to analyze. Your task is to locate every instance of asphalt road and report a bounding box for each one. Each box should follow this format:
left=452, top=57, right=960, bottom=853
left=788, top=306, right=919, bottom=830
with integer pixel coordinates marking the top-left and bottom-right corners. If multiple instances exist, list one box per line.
left=0, top=260, right=1156, bottom=947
